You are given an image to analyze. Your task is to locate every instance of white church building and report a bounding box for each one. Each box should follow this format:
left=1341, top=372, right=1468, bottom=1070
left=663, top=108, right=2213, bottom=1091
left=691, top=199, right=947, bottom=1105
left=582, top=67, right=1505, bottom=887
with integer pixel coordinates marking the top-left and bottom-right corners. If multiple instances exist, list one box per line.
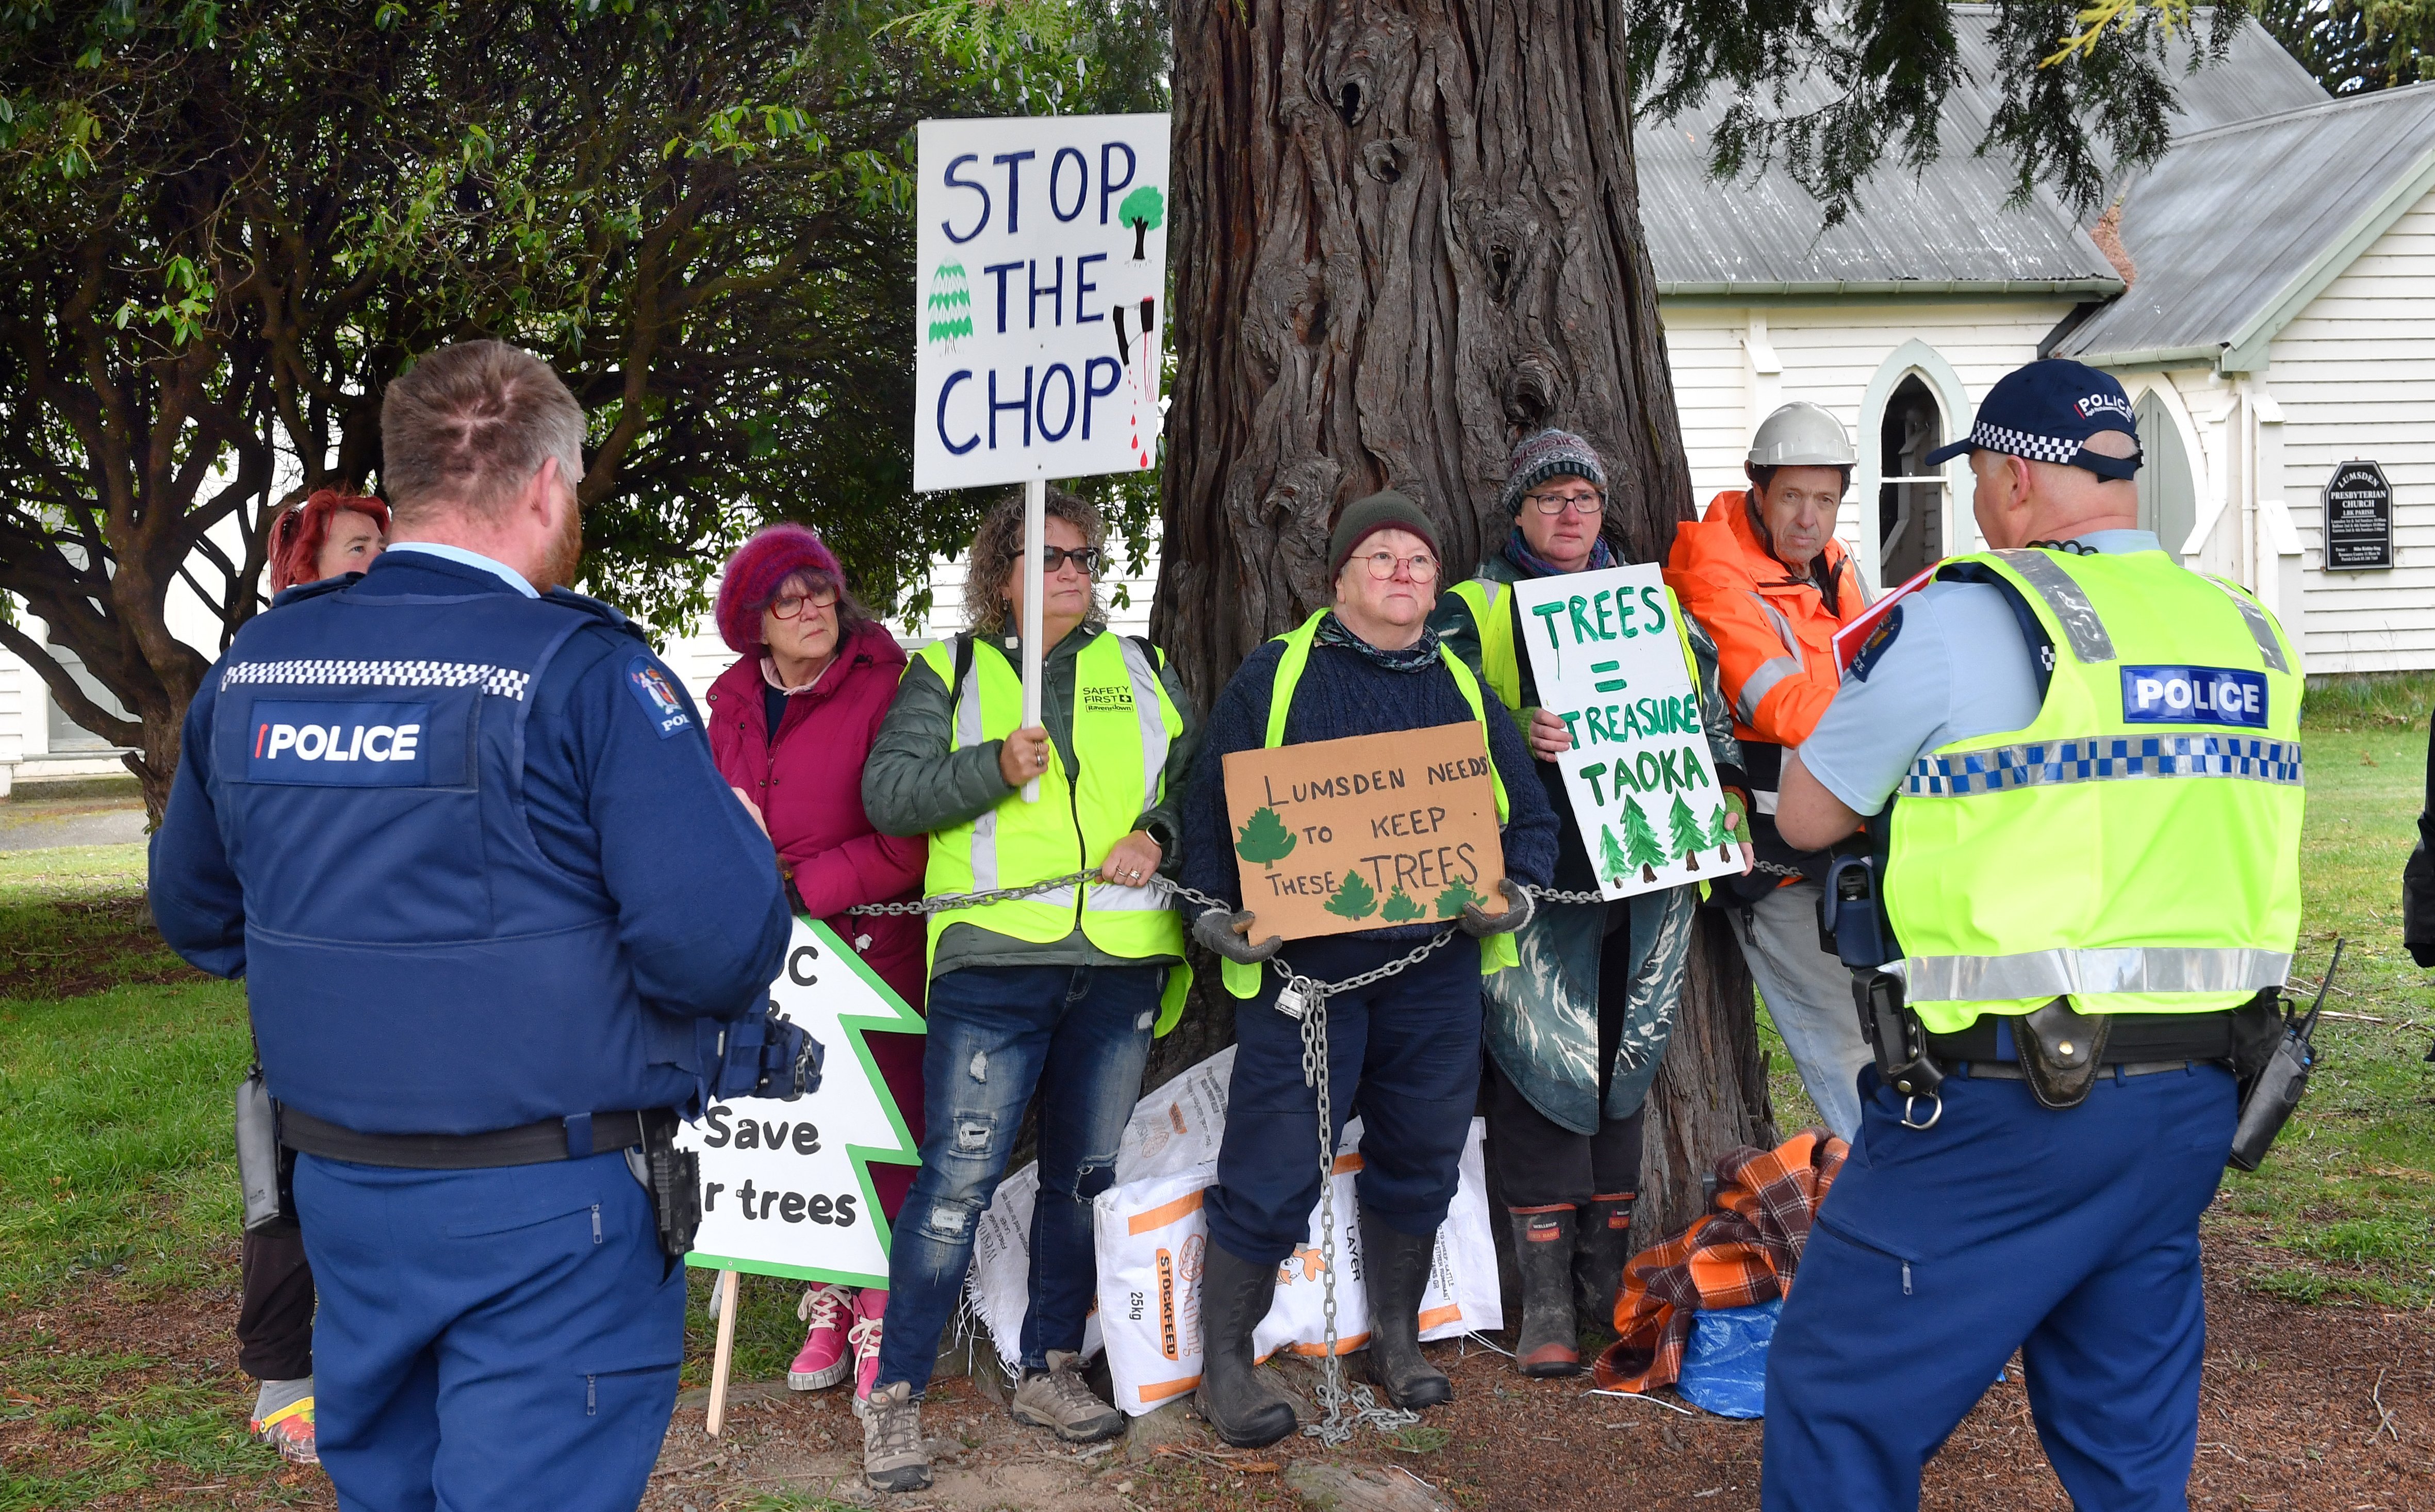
left=4, top=9, right=2432, bottom=788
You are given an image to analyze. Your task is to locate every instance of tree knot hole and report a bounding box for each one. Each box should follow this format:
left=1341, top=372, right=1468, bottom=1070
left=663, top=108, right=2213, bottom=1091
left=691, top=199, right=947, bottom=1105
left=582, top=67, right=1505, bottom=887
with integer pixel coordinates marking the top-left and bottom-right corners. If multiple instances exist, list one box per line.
left=1362, top=140, right=1405, bottom=184
left=1489, top=244, right=1516, bottom=302
left=1336, top=81, right=1362, bottom=126
left=1503, top=358, right=1558, bottom=429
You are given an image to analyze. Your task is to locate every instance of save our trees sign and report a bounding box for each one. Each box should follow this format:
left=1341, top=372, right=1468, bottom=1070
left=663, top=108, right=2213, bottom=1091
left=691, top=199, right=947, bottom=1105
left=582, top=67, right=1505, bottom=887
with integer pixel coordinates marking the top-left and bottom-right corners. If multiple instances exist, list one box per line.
left=1512, top=565, right=1749, bottom=901
left=1221, top=723, right=1509, bottom=941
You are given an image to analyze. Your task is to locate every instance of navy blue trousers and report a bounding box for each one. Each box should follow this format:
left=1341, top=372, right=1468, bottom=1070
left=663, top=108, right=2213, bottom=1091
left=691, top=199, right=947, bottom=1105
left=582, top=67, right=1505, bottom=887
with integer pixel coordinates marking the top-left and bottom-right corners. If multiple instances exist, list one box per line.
left=295, top=1151, right=684, bottom=1512
left=1763, top=1059, right=2237, bottom=1512
left=1205, top=936, right=1481, bottom=1267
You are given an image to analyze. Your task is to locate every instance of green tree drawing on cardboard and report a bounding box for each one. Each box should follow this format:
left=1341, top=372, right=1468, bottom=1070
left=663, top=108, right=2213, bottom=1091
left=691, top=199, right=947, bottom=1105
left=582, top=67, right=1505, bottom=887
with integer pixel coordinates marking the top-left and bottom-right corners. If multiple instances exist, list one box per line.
left=1707, top=804, right=1736, bottom=864
left=1621, top=797, right=1665, bottom=883
left=1667, top=793, right=1705, bottom=873
left=1325, top=868, right=1379, bottom=921
left=1234, top=806, right=1297, bottom=866
left=1380, top=885, right=1425, bottom=923
left=1598, top=824, right=1630, bottom=888
left=1433, top=875, right=1485, bottom=918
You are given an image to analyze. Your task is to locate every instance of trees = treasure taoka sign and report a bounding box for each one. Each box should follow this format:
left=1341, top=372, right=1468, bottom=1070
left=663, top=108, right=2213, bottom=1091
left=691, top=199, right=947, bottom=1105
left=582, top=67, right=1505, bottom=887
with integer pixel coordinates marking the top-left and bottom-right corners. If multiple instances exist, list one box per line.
left=1222, top=722, right=1509, bottom=943
left=912, top=112, right=1171, bottom=491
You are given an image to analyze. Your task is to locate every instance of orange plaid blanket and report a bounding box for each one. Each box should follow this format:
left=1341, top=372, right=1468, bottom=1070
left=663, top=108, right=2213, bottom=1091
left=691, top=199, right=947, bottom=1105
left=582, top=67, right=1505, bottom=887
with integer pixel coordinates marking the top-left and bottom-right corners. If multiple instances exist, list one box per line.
left=1590, top=1129, right=1848, bottom=1393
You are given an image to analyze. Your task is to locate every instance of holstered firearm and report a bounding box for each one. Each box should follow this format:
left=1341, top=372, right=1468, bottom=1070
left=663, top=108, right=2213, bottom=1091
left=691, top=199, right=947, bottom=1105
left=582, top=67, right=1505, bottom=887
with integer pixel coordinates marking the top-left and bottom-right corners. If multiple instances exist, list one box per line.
left=1854, top=969, right=1943, bottom=1102
left=635, top=1109, right=702, bottom=1259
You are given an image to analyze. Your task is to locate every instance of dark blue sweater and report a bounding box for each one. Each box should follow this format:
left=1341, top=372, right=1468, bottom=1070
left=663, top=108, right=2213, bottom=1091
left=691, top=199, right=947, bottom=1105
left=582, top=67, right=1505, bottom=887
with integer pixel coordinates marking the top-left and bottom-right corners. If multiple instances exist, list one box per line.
left=1182, top=637, right=1560, bottom=943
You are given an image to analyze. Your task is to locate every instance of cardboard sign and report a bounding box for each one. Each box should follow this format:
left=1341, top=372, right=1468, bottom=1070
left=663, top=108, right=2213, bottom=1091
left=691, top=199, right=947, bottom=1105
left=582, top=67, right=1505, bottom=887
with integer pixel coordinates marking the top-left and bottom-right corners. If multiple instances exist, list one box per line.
left=1222, top=722, right=1507, bottom=941
left=1511, top=565, right=1748, bottom=900
left=912, top=113, right=1171, bottom=491
left=678, top=919, right=924, bottom=1288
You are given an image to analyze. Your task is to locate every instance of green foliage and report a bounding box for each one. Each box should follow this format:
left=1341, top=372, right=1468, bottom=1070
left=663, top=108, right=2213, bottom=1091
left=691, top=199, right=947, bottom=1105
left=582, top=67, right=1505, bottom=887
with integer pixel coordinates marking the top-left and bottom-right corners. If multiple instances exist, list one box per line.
left=1233, top=804, right=1297, bottom=865
left=2260, top=0, right=2435, bottom=93
left=1117, top=183, right=1165, bottom=230
left=1620, top=796, right=1665, bottom=878
left=1666, top=791, right=1705, bottom=868
left=1598, top=823, right=1630, bottom=883
left=1433, top=875, right=1484, bottom=918
left=1324, top=868, right=1377, bottom=921
left=1624, top=0, right=2250, bottom=223
left=1379, top=885, right=1424, bottom=923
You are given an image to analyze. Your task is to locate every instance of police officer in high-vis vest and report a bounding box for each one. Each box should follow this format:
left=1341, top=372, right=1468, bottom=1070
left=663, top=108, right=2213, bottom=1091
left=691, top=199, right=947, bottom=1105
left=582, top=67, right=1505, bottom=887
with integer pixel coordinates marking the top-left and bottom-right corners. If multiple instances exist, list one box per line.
left=1764, top=361, right=2302, bottom=1511
left=1180, top=490, right=1560, bottom=1448
left=856, top=487, right=1199, bottom=1492
left=149, top=341, right=792, bottom=1511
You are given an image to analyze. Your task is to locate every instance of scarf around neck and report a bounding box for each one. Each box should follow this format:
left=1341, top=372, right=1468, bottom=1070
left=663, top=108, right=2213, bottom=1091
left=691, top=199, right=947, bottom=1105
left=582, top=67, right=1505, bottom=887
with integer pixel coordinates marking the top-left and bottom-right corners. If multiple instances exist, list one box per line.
left=1504, top=525, right=1615, bottom=580
left=1316, top=610, right=1443, bottom=673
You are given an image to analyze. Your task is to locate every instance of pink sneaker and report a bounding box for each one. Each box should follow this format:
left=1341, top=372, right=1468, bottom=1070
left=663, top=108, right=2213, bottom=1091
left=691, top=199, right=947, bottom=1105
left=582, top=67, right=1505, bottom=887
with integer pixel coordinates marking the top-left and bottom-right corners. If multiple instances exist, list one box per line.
left=849, top=1288, right=887, bottom=1418
left=789, top=1284, right=856, bottom=1391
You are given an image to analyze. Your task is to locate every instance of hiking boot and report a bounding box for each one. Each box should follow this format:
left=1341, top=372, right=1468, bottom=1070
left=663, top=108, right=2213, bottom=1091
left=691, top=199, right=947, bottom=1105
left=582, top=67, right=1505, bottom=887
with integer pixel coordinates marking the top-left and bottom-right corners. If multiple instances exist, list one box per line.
left=1574, top=1192, right=1637, bottom=1332
left=788, top=1284, right=855, bottom=1391
left=1010, top=1349, right=1124, bottom=1442
left=1507, top=1206, right=1582, bottom=1377
left=249, top=1381, right=318, bottom=1467
left=1195, top=1242, right=1297, bottom=1448
left=848, top=1291, right=887, bottom=1418
left=861, top=1379, right=931, bottom=1493
left=1358, top=1208, right=1453, bottom=1410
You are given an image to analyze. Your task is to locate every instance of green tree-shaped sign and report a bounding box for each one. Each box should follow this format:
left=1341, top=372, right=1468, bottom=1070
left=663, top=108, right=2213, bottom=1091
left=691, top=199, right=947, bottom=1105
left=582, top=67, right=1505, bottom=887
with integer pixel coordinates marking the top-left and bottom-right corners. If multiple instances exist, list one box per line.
left=1598, top=824, right=1630, bottom=886
left=1119, top=185, right=1165, bottom=258
left=1667, top=793, right=1705, bottom=873
left=1433, top=875, right=1485, bottom=918
left=1621, top=797, right=1665, bottom=884
left=1325, top=868, right=1378, bottom=921
left=1233, top=805, right=1296, bottom=866
left=1380, top=885, right=1425, bottom=923
left=1706, top=804, right=1736, bottom=863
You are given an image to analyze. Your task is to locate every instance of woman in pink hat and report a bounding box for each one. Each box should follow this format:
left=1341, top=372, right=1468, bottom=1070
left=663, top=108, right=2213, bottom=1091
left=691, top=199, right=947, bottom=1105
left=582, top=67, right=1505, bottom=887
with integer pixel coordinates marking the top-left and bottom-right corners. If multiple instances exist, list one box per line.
left=706, top=523, right=927, bottom=1411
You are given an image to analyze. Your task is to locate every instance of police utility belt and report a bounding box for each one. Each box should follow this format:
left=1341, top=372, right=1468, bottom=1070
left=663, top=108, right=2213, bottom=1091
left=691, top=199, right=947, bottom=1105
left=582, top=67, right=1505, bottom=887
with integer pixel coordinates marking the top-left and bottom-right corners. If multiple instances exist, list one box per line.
left=1819, top=853, right=2296, bottom=1161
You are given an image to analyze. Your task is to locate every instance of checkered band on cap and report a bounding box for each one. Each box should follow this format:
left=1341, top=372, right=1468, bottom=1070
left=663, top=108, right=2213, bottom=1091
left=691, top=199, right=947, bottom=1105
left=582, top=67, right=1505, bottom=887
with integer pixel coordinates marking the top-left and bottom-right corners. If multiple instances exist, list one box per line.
left=1964, top=421, right=2086, bottom=467
left=221, top=659, right=532, bottom=701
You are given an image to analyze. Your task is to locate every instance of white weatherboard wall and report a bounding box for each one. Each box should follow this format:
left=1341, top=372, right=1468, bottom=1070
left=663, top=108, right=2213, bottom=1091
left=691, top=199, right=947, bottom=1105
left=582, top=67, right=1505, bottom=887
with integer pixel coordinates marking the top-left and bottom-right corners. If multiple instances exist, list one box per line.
left=2267, top=188, right=2435, bottom=674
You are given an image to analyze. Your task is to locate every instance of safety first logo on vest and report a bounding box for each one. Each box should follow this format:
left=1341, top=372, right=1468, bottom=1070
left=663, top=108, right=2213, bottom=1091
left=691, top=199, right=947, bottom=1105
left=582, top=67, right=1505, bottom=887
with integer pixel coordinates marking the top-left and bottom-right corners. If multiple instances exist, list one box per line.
left=2121, top=666, right=2268, bottom=729
left=248, top=700, right=430, bottom=785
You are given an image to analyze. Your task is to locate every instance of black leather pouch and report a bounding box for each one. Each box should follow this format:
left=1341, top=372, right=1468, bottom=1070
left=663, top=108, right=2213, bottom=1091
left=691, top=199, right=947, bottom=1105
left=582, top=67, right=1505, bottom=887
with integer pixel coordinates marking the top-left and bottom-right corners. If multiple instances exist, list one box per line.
left=2012, top=997, right=2112, bottom=1110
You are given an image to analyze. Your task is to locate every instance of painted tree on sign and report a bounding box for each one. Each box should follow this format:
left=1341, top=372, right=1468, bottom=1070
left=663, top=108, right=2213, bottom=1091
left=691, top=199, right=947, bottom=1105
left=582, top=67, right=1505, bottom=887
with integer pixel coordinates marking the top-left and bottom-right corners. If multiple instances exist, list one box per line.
left=1621, top=798, right=1665, bottom=884
left=1598, top=824, right=1631, bottom=888
left=1707, top=805, right=1737, bottom=864
left=1380, top=885, right=1425, bottom=923
left=1324, top=869, right=1378, bottom=921
left=1234, top=806, right=1297, bottom=866
left=1667, top=793, right=1706, bottom=873
left=1433, top=875, right=1484, bottom=919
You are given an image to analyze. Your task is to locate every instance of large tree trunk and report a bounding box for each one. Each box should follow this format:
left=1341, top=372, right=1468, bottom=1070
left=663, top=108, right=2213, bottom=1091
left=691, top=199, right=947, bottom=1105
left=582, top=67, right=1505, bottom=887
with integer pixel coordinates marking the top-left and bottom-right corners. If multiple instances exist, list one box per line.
left=1150, top=0, right=1772, bottom=1237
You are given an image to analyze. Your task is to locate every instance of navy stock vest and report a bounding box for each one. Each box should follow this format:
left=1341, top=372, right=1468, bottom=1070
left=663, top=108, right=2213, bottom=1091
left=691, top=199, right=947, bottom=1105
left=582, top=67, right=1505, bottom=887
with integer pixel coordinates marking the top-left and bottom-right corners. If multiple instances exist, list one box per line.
left=207, top=574, right=708, bottom=1135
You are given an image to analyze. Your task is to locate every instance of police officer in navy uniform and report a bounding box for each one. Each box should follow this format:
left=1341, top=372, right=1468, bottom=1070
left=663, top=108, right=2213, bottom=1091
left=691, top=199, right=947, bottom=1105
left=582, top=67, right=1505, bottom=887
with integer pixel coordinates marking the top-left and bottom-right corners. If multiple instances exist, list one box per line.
left=150, top=341, right=790, bottom=1511
left=1762, top=360, right=2304, bottom=1510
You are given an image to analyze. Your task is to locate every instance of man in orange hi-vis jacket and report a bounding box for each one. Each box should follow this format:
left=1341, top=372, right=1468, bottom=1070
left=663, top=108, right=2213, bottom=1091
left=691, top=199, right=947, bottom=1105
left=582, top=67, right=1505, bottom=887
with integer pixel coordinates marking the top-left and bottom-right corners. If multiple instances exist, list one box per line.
left=1663, top=402, right=1874, bottom=1139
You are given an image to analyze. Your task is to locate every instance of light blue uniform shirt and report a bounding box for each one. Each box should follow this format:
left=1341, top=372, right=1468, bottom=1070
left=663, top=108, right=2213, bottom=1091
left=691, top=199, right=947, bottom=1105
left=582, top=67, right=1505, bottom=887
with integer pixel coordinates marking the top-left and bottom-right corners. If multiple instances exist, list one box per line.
left=381, top=540, right=539, bottom=598
left=1797, top=531, right=2165, bottom=815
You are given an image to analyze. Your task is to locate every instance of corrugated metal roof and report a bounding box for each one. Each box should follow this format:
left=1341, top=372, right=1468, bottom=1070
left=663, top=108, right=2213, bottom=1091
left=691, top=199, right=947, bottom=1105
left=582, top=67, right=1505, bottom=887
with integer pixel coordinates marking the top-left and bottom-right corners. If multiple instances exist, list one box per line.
left=1640, top=9, right=2324, bottom=296
left=2053, top=83, right=2435, bottom=366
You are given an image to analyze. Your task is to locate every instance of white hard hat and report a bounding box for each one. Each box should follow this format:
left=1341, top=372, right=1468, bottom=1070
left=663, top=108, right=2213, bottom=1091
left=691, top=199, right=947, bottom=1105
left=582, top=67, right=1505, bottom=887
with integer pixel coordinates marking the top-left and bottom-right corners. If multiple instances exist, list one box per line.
left=1747, top=402, right=1857, bottom=468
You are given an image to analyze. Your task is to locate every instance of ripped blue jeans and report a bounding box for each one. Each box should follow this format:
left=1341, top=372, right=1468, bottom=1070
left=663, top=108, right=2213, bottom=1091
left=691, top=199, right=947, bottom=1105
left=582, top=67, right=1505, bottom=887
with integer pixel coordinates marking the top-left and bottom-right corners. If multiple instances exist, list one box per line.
left=875, top=961, right=1163, bottom=1391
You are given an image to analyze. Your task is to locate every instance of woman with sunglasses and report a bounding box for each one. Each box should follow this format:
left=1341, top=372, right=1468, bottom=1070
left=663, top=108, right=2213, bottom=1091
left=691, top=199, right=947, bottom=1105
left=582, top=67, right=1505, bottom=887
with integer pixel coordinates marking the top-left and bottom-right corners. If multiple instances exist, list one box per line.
left=1179, top=489, right=1559, bottom=1447
left=1429, top=430, right=1747, bottom=1380
left=853, top=487, right=1199, bottom=1491
left=705, top=523, right=928, bottom=1412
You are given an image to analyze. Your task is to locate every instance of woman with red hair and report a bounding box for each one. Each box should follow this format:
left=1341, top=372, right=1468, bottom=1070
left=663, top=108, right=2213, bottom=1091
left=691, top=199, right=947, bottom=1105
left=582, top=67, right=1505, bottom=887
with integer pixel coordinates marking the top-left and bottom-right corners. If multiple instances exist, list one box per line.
left=270, top=490, right=390, bottom=594
left=706, top=523, right=927, bottom=1411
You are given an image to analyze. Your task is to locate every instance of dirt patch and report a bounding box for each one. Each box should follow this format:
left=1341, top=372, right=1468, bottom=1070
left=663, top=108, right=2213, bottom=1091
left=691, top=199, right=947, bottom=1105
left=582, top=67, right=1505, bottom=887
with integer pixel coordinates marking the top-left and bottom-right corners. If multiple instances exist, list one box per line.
left=0, top=897, right=206, bottom=1001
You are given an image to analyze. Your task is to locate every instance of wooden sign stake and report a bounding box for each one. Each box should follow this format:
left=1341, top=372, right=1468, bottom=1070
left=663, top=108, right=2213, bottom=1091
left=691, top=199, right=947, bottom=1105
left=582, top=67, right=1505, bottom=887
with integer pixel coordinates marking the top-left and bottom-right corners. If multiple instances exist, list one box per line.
left=1021, top=478, right=1045, bottom=804
left=705, top=1268, right=741, bottom=1437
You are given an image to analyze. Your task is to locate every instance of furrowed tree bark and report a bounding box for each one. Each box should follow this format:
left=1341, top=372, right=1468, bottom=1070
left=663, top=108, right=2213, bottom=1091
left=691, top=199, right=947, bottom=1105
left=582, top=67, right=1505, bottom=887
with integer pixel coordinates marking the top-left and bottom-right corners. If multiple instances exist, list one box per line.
left=1151, top=0, right=1772, bottom=1242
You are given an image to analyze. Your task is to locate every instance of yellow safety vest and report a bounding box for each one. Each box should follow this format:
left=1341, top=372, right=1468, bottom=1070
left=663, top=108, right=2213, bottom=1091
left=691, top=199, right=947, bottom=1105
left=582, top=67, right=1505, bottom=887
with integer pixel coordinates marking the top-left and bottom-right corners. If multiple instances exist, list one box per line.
left=916, top=630, right=1192, bottom=1033
left=1883, top=548, right=2304, bottom=1034
left=1221, top=611, right=1519, bottom=998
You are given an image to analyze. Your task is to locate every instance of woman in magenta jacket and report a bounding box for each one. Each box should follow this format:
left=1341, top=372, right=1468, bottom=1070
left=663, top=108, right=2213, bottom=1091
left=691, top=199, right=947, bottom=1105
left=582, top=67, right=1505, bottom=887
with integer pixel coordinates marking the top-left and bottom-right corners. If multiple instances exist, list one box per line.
left=706, top=523, right=926, bottom=1405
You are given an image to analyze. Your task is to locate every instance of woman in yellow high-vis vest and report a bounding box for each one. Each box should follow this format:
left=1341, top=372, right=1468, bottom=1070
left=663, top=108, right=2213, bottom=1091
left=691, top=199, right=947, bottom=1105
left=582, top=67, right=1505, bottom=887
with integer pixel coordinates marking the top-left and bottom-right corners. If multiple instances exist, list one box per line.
left=856, top=489, right=1198, bottom=1492
left=1178, top=490, right=1560, bottom=1448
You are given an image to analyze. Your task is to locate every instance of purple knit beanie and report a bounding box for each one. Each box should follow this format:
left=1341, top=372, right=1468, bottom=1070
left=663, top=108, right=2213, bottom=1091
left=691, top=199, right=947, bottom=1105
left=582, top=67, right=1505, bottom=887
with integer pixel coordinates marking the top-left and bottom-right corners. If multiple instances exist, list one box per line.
left=715, top=522, right=843, bottom=653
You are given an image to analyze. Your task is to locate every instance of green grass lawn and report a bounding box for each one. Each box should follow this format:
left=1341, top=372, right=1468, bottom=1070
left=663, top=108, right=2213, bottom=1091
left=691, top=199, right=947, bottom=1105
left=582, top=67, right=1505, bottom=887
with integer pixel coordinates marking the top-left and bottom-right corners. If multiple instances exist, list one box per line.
left=4, top=684, right=2433, bottom=1503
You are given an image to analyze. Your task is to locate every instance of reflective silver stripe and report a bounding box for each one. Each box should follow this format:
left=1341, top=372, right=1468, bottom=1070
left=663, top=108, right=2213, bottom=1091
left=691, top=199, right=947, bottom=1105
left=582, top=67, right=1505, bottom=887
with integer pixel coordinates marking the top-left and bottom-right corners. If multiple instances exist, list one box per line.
left=1901, top=946, right=2291, bottom=1002
left=1989, top=549, right=2115, bottom=663
left=1904, top=735, right=2301, bottom=796
left=1090, top=638, right=1172, bottom=913
left=2205, top=576, right=2291, bottom=676
left=1749, top=593, right=1802, bottom=658
left=953, top=655, right=999, bottom=892
left=1736, top=655, right=1803, bottom=726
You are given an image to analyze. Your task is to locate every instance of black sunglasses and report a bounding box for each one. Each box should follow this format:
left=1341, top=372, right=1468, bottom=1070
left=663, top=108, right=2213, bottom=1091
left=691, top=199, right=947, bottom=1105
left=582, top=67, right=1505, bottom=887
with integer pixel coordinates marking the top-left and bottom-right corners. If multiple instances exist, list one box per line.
left=1040, top=546, right=1101, bottom=574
